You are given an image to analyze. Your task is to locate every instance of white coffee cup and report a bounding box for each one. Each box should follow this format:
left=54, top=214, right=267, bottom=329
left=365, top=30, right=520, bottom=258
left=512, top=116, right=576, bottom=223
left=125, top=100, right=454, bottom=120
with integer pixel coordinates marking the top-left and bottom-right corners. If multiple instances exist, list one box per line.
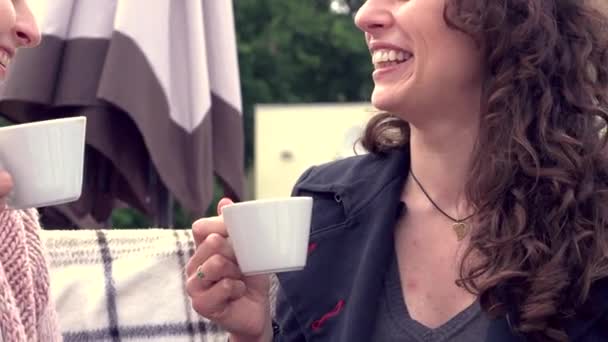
left=222, top=197, right=313, bottom=276
left=0, top=116, right=87, bottom=210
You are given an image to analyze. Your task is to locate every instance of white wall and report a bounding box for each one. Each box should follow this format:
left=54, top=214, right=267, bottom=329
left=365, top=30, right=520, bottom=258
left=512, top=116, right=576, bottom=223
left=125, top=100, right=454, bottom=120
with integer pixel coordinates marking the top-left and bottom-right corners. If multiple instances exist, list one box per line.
left=254, top=103, right=375, bottom=199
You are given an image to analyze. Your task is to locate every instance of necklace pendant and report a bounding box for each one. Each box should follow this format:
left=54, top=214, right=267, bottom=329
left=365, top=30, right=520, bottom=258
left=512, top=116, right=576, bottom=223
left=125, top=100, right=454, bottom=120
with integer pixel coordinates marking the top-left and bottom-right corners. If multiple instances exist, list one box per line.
left=452, top=222, right=468, bottom=241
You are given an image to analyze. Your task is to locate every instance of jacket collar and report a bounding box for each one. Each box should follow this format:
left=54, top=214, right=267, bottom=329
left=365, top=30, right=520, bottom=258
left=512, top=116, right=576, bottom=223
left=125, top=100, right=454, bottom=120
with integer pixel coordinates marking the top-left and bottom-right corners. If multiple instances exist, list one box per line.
left=294, top=146, right=411, bottom=219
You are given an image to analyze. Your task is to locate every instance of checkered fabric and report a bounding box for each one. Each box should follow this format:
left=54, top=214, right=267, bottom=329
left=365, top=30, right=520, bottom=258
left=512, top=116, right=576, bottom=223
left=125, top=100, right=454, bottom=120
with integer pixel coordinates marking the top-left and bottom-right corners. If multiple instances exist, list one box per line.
left=40, top=229, right=228, bottom=342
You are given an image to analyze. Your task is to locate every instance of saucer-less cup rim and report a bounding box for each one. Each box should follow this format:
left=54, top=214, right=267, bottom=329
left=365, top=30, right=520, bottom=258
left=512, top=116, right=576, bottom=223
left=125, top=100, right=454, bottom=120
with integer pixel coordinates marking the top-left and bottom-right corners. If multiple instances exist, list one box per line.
left=0, top=116, right=85, bottom=133
left=221, top=196, right=313, bottom=213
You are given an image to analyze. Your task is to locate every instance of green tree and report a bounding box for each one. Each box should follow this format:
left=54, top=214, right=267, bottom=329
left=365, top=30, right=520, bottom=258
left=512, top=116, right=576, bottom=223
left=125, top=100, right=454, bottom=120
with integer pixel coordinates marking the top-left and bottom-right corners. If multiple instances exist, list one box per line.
left=235, top=0, right=373, bottom=168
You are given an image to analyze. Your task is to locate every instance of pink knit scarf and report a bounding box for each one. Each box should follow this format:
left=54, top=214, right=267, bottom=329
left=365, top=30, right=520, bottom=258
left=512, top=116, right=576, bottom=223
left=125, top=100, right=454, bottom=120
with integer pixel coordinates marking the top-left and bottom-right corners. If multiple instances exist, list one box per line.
left=0, top=209, right=51, bottom=341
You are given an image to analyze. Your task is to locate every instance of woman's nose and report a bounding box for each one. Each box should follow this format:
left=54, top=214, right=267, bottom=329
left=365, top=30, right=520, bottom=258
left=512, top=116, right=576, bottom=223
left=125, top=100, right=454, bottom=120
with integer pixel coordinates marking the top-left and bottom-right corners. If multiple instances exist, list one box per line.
left=354, top=0, right=394, bottom=35
left=14, top=4, right=42, bottom=48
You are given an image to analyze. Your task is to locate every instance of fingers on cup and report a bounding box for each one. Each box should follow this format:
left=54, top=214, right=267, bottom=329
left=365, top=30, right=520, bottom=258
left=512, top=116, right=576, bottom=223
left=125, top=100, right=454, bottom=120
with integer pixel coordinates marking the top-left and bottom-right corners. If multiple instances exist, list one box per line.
left=192, top=216, right=228, bottom=247
left=186, top=233, right=237, bottom=276
left=190, top=278, right=246, bottom=319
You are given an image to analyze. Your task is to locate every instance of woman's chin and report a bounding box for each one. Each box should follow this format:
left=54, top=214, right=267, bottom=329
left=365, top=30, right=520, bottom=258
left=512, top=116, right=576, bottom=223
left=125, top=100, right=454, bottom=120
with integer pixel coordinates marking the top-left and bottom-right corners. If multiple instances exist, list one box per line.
left=371, top=89, right=404, bottom=114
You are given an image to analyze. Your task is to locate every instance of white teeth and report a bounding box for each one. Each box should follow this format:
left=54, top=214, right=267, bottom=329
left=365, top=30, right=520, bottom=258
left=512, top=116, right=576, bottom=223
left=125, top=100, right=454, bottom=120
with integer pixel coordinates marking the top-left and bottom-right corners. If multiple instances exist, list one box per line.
left=381, top=51, right=389, bottom=62
left=372, top=49, right=412, bottom=65
left=0, top=51, right=10, bottom=67
left=388, top=50, right=396, bottom=61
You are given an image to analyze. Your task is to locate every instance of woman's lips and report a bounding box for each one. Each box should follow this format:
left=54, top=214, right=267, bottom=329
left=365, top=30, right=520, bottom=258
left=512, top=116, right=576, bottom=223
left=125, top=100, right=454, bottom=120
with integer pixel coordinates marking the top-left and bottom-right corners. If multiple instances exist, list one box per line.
left=372, top=56, right=414, bottom=81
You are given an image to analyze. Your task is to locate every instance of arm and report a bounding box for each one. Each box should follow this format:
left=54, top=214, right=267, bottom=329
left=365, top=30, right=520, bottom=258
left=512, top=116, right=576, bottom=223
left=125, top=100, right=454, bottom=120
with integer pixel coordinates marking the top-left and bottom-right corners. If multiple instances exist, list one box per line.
left=229, top=284, right=303, bottom=342
left=21, top=209, right=63, bottom=341
left=37, top=296, right=63, bottom=342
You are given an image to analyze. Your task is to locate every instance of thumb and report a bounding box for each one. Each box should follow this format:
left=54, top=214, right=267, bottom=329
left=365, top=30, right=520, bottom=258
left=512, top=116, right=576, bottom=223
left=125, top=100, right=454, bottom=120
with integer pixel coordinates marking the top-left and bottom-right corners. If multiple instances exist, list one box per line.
left=0, top=171, right=13, bottom=197
left=217, top=197, right=234, bottom=216
left=0, top=172, right=13, bottom=212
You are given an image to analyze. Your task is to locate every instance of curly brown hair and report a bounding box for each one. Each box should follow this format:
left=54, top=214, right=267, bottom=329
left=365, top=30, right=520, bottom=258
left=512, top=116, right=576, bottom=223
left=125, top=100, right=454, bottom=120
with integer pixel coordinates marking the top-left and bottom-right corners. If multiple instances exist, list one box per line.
left=362, top=0, right=608, bottom=340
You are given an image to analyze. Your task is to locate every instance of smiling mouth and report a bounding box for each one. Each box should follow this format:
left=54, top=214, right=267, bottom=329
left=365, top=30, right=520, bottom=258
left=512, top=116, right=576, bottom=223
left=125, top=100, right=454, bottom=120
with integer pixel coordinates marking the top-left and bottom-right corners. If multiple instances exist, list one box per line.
left=372, top=49, right=413, bottom=69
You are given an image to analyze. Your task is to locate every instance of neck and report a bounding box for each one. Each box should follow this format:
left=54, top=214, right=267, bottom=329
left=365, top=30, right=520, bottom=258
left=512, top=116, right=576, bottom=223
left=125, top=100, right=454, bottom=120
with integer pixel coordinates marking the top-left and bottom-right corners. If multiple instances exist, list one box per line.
left=404, top=111, right=480, bottom=218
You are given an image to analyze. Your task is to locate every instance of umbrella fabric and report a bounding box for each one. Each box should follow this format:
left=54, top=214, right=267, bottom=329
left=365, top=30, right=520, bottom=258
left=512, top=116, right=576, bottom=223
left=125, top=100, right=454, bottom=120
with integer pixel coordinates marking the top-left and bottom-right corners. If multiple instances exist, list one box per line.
left=0, top=0, right=245, bottom=225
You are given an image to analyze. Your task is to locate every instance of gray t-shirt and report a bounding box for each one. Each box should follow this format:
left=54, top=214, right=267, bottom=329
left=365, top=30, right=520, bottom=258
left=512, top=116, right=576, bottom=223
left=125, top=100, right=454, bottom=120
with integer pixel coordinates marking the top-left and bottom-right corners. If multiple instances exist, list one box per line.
left=371, top=255, right=491, bottom=341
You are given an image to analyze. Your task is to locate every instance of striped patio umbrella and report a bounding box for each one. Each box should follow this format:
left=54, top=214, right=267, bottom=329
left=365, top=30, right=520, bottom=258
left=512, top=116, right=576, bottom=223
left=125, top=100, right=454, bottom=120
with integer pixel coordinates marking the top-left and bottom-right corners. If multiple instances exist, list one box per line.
left=0, top=0, right=245, bottom=227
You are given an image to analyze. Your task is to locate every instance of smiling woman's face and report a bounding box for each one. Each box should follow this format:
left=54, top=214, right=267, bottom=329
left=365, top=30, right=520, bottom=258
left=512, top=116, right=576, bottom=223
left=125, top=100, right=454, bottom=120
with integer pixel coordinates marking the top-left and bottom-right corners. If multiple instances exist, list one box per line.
left=355, top=0, right=483, bottom=122
left=0, top=0, right=40, bottom=80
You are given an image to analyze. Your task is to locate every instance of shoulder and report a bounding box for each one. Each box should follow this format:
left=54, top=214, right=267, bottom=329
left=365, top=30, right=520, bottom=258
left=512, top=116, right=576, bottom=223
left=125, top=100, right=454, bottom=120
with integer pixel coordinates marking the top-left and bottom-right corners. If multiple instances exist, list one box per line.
left=289, top=147, right=409, bottom=235
left=36, top=297, right=62, bottom=342
left=292, top=148, right=406, bottom=193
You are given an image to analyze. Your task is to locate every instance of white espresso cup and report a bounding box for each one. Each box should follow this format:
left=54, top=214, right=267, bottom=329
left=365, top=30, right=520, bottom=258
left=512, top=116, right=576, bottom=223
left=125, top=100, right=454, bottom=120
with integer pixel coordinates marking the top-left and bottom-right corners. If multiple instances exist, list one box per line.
left=222, top=197, right=313, bottom=276
left=0, top=116, right=87, bottom=210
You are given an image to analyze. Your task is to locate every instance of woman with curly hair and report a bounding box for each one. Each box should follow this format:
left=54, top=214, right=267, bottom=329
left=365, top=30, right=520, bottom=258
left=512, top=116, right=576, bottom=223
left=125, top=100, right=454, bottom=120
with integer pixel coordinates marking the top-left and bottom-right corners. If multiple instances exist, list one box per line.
left=186, top=0, right=608, bottom=341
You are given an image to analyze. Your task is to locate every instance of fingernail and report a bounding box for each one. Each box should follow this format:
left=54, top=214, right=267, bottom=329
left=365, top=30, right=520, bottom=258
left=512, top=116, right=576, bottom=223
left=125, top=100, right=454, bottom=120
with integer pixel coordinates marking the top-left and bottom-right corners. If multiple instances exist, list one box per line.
left=217, top=197, right=232, bottom=215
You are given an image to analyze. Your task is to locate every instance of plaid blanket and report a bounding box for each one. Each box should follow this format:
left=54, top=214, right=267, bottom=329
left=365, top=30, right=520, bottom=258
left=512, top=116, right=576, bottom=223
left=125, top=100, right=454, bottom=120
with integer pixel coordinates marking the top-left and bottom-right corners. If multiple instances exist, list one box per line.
left=40, top=229, right=229, bottom=342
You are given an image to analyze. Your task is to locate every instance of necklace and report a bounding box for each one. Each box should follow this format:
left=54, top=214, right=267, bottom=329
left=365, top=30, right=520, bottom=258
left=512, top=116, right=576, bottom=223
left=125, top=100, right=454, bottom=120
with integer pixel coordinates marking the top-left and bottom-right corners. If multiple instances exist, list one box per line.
left=409, top=169, right=475, bottom=241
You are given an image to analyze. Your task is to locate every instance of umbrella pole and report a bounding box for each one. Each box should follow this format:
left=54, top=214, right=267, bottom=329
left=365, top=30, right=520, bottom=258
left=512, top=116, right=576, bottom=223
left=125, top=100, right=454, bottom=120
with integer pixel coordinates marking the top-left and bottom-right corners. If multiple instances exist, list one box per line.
left=149, top=164, right=174, bottom=228
left=157, top=183, right=174, bottom=228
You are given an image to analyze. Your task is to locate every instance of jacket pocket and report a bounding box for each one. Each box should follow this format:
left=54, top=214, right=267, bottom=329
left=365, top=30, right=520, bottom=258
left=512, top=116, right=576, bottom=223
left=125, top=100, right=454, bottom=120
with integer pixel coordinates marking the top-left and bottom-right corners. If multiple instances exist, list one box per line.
left=294, top=183, right=348, bottom=237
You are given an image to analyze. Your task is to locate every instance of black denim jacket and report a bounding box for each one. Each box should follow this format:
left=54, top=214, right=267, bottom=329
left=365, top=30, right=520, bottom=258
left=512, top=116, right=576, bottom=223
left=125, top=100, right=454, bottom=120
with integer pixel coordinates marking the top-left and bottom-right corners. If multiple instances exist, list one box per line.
left=274, top=147, right=608, bottom=342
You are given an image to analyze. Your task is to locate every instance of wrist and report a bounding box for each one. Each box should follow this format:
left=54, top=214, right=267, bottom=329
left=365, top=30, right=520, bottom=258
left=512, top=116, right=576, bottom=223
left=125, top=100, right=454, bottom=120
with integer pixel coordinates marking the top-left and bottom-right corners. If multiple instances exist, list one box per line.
left=229, top=321, right=273, bottom=342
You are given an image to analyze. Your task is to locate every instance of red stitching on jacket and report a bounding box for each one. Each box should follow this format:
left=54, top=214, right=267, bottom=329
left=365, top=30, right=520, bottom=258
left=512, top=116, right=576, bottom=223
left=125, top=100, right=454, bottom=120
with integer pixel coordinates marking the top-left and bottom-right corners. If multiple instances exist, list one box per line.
left=311, top=299, right=345, bottom=331
left=308, top=242, right=318, bottom=254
